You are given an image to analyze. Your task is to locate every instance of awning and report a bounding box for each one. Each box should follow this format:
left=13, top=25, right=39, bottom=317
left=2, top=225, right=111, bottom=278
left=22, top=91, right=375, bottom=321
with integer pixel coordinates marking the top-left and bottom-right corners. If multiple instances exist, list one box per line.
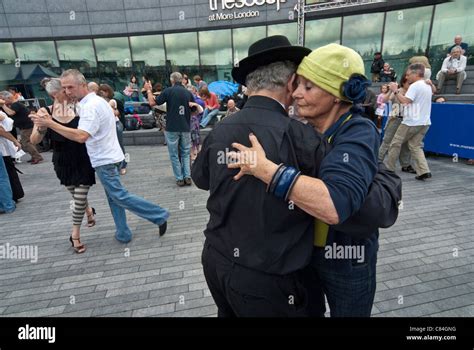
left=0, top=65, right=21, bottom=81
left=0, top=64, right=59, bottom=82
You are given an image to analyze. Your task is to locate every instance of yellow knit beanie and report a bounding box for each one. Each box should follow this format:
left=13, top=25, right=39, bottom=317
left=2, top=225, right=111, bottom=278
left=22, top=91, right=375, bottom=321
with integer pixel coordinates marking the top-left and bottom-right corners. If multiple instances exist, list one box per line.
left=297, top=43, right=366, bottom=102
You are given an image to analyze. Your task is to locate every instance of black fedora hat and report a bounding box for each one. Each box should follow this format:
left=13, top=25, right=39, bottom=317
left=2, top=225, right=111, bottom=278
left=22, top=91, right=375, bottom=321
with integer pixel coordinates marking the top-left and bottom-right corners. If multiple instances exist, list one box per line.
left=232, top=35, right=311, bottom=85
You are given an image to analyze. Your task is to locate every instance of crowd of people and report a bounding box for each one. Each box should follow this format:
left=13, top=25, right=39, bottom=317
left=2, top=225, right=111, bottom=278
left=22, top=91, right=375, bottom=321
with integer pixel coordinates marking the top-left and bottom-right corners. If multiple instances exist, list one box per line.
left=0, top=32, right=471, bottom=318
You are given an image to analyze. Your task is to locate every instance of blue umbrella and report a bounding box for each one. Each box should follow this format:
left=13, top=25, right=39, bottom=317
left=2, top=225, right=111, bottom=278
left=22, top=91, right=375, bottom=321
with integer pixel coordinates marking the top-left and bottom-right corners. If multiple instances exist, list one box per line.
left=208, top=81, right=240, bottom=100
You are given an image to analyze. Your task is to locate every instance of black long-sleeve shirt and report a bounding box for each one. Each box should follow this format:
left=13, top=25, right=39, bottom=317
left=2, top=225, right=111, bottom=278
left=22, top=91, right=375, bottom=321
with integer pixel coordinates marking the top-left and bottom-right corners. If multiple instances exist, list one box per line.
left=192, top=96, right=328, bottom=275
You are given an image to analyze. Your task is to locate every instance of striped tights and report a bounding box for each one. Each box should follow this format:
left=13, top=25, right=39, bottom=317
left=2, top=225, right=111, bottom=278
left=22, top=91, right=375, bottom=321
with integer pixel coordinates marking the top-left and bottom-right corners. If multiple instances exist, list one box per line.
left=66, top=185, right=90, bottom=226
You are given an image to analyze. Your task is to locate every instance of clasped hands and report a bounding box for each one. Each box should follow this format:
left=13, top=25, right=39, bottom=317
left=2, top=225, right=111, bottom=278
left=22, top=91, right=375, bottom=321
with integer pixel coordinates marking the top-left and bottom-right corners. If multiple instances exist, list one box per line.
left=29, top=107, right=53, bottom=130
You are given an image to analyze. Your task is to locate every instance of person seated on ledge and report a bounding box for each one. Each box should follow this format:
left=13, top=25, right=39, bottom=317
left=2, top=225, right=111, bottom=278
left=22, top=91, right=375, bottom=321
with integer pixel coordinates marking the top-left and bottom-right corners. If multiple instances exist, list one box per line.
left=437, top=46, right=467, bottom=95
left=447, top=35, right=468, bottom=57
left=379, top=63, right=397, bottom=82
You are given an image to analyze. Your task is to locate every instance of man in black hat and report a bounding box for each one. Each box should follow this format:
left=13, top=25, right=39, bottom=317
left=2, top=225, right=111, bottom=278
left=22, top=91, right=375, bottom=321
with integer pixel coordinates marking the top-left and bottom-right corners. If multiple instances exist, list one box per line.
left=191, top=36, right=327, bottom=317
left=370, top=52, right=385, bottom=82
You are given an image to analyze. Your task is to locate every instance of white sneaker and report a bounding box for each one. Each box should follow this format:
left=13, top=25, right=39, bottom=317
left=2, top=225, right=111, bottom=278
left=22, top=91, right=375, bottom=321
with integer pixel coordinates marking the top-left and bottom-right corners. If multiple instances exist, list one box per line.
left=15, top=158, right=22, bottom=164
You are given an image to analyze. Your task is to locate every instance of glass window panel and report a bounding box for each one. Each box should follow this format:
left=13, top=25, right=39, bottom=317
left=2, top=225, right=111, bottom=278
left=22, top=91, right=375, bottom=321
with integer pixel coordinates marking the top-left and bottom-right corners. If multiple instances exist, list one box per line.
left=56, top=39, right=97, bottom=81
left=383, top=6, right=432, bottom=79
left=164, top=32, right=200, bottom=86
left=130, top=35, right=167, bottom=89
left=233, top=26, right=266, bottom=63
left=56, top=39, right=97, bottom=67
left=199, top=29, right=232, bottom=83
left=94, top=37, right=132, bottom=93
left=429, top=0, right=474, bottom=73
left=164, top=32, right=199, bottom=66
left=94, top=37, right=131, bottom=67
left=268, top=23, right=298, bottom=45
left=305, top=17, right=341, bottom=49
left=342, top=13, right=384, bottom=75
left=0, top=42, right=16, bottom=64
left=0, top=43, right=17, bottom=92
left=130, top=34, right=166, bottom=67
left=15, top=41, right=59, bottom=67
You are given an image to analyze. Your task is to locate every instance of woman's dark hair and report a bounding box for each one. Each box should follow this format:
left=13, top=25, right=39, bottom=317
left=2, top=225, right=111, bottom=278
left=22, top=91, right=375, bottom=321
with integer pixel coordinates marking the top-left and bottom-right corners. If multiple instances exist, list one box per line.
left=99, top=84, right=114, bottom=100
left=152, top=83, right=162, bottom=93
left=142, top=75, right=150, bottom=82
left=199, top=86, right=211, bottom=98
left=399, top=69, right=409, bottom=87
left=433, top=95, right=447, bottom=103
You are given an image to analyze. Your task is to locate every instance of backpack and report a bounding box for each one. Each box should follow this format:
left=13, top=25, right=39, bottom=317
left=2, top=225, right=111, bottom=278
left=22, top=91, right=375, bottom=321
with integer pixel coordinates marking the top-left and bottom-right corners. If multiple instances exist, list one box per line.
left=124, top=102, right=151, bottom=115
left=333, top=162, right=402, bottom=239
left=328, top=113, right=402, bottom=239
left=124, top=115, right=141, bottom=131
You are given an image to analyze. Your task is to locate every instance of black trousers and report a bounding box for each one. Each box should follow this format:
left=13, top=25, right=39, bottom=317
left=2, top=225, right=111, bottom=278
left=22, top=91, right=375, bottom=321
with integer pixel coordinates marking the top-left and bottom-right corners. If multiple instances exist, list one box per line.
left=3, top=156, right=24, bottom=202
left=202, top=240, right=323, bottom=317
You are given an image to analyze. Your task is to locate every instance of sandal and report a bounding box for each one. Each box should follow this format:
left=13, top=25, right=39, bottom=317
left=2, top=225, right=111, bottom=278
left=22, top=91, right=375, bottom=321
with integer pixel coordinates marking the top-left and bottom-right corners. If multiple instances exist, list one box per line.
left=86, top=207, right=96, bottom=227
left=69, top=236, right=86, bottom=254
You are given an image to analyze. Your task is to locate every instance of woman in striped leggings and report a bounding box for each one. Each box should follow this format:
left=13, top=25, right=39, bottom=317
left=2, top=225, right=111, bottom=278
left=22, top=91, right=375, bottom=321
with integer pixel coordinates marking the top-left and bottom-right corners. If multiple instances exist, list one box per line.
left=31, top=78, right=96, bottom=253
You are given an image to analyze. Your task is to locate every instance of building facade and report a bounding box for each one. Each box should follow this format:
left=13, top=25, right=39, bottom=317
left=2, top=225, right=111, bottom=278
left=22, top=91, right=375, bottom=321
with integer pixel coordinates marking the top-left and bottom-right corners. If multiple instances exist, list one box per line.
left=0, top=0, right=472, bottom=99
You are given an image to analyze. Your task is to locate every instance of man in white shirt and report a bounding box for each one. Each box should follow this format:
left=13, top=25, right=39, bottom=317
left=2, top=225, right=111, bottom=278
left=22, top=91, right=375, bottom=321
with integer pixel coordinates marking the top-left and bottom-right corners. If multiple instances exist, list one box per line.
left=0, top=111, right=21, bottom=213
left=385, top=64, right=432, bottom=180
left=0, top=111, right=24, bottom=203
left=31, top=69, right=169, bottom=243
left=437, top=46, right=467, bottom=94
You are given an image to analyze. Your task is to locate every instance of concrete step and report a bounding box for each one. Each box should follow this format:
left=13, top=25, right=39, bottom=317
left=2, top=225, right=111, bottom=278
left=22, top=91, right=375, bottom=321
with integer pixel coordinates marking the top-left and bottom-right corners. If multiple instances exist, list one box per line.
left=439, top=83, right=474, bottom=94
left=436, top=94, right=474, bottom=104
left=123, top=128, right=212, bottom=146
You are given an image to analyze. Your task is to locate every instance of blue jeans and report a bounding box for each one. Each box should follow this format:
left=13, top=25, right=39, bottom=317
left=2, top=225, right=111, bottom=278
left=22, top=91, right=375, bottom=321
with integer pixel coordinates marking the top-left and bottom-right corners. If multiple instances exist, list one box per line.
left=95, top=163, right=169, bottom=243
left=308, top=251, right=378, bottom=317
left=165, top=131, right=191, bottom=181
left=115, top=121, right=127, bottom=169
left=0, top=156, right=15, bottom=213
left=200, top=108, right=220, bottom=128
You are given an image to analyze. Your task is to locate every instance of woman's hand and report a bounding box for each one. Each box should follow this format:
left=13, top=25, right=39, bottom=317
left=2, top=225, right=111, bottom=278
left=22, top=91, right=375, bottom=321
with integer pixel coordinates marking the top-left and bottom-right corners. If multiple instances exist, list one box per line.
left=13, top=139, right=21, bottom=151
left=227, top=133, right=279, bottom=184
left=30, top=109, right=53, bottom=129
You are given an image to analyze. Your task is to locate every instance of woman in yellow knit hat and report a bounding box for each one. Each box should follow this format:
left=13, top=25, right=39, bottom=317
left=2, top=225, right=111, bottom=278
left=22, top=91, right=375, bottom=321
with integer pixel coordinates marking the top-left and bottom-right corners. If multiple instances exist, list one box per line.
left=229, top=44, right=381, bottom=317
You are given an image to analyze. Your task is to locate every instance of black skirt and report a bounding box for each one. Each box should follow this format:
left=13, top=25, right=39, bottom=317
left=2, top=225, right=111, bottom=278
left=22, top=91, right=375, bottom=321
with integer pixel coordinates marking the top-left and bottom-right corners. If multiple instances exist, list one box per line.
left=49, top=117, right=96, bottom=187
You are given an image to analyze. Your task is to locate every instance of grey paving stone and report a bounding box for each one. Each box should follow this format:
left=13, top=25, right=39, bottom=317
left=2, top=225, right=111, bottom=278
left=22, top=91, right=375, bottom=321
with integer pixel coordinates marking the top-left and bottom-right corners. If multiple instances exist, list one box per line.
left=0, top=286, right=96, bottom=308
left=48, top=291, right=107, bottom=308
left=375, top=302, right=442, bottom=317
left=161, top=305, right=218, bottom=317
left=433, top=292, right=474, bottom=311
left=4, top=306, right=66, bottom=317
left=132, top=303, right=175, bottom=317
left=375, top=284, right=474, bottom=313
left=429, top=305, right=474, bottom=317
left=1, top=146, right=472, bottom=317
left=384, top=276, right=424, bottom=289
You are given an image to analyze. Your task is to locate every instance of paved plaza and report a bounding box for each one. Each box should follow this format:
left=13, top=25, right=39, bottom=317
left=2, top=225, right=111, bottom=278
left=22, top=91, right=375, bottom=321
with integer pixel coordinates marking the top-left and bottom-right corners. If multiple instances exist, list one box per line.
left=0, top=144, right=473, bottom=317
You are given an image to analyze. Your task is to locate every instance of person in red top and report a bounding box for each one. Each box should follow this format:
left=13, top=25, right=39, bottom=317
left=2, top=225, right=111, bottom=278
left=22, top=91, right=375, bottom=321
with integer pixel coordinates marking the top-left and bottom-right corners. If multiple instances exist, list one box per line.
left=199, top=87, right=220, bottom=128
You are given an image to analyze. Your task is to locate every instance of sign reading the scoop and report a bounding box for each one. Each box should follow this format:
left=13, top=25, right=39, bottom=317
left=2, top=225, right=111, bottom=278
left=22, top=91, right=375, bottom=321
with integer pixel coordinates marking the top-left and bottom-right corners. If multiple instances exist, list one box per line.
left=209, top=0, right=286, bottom=12
left=209, top=0, right=286, bottom=21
